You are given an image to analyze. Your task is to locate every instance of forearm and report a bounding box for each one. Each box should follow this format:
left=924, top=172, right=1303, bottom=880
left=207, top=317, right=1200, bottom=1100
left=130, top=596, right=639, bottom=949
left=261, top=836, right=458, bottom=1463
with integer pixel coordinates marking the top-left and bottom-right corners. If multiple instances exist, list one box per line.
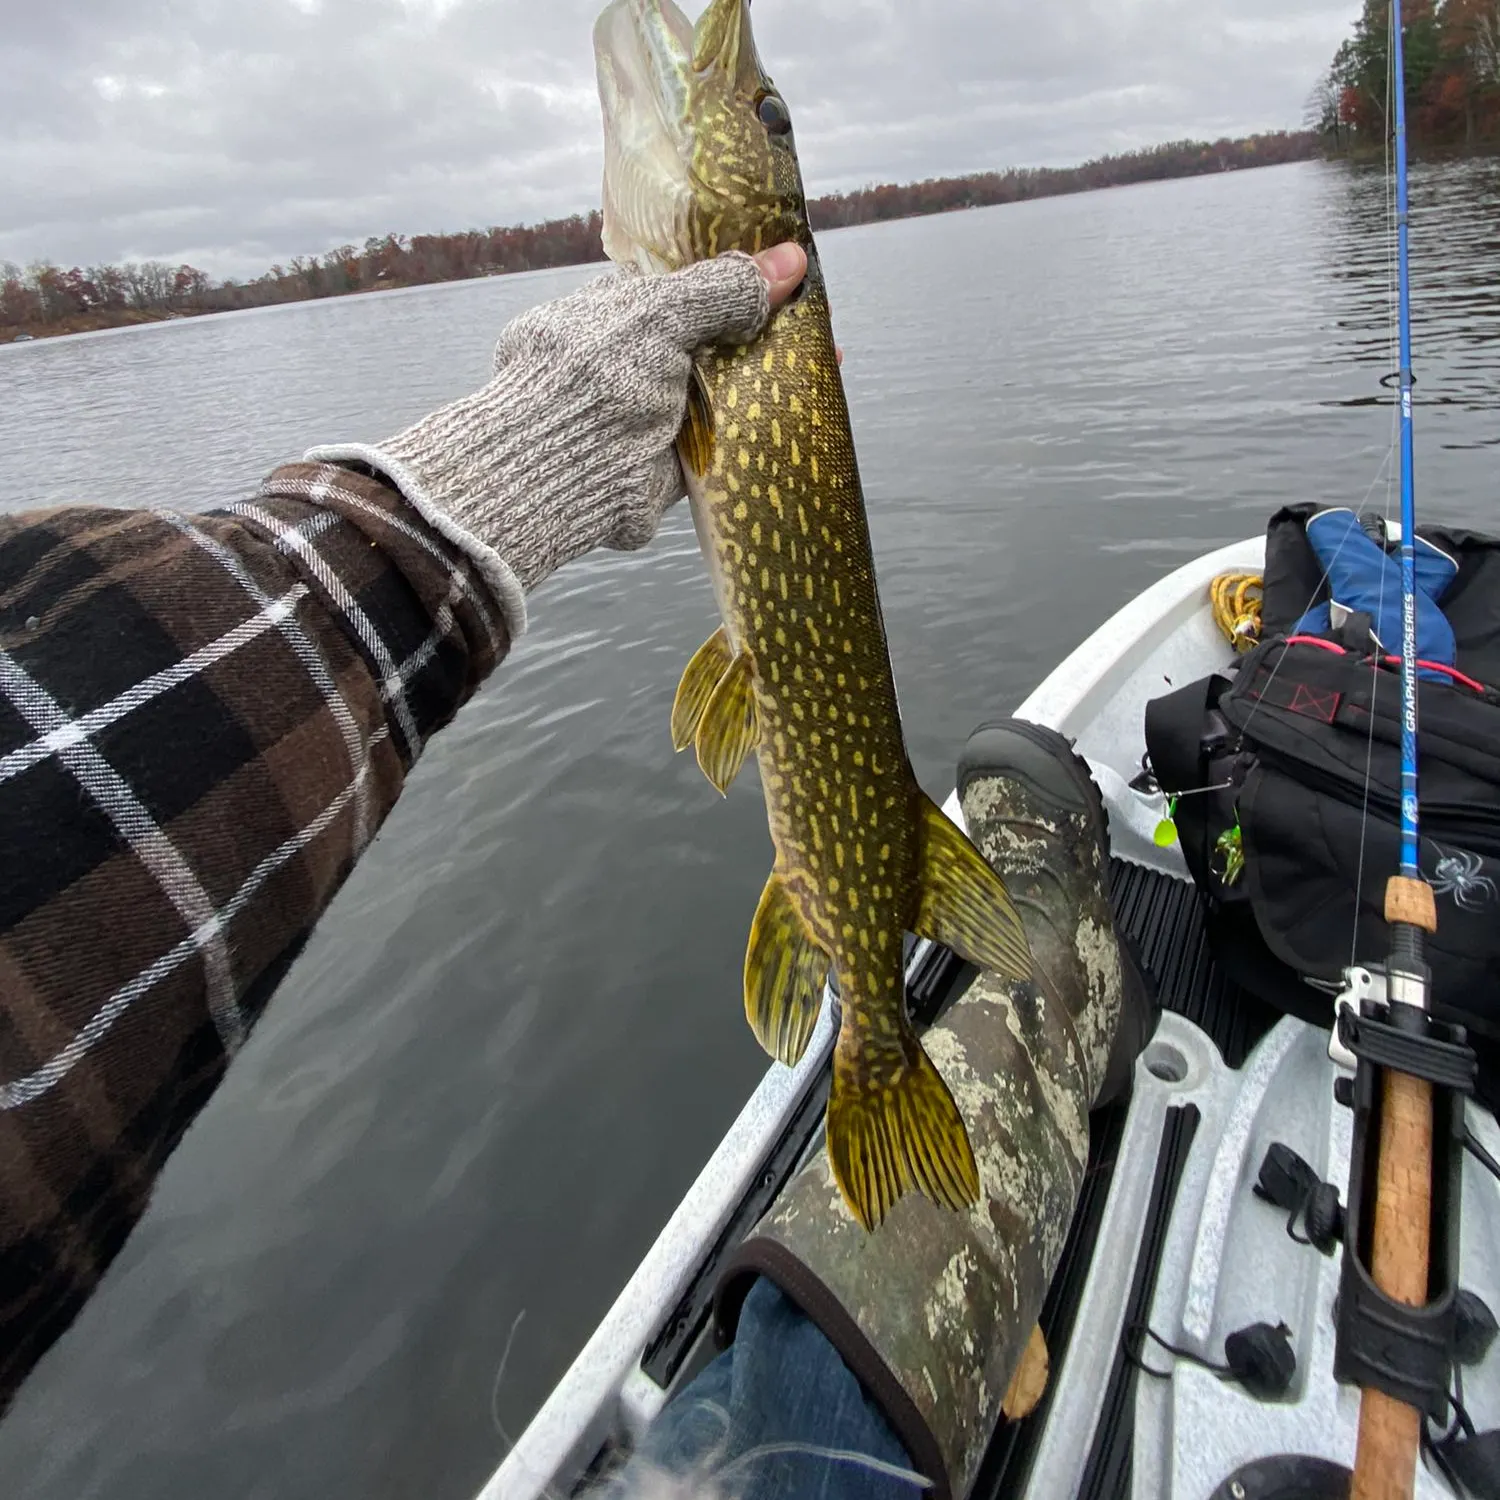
left=0, top=461, right=508, bottom=1411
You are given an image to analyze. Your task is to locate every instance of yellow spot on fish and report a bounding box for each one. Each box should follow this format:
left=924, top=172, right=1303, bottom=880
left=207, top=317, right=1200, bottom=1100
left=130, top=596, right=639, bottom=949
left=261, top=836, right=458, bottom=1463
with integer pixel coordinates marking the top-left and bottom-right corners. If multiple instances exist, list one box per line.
left=835, top=844, right=845, bottom=869
left=785, top=349, right=798, bottom=370
left=779, top=573, right=789, bottom=600
left=762, top=349, right=775, bottom=373
left=725, top=386, right=738, bottom=409
left=751, top=521, right=762, bottom=544
left=858, top=929, right=869, bottom=950
left=832, top=580, right=842, bottom=607
left=771, top=418, right=782, bottom=448
left=804, top=576, right=814, bottom=600
left=746, top=400, right=760, bottom=419
left=790, top=438, right=801, bottom=467
left=810, top=454, right=820, bottom=481
left=734, top=501, right=748, bottom=521
left=842, top=922, right=855, bottom=940
left=852, top=750, right=865, bottom=767
left=726, top=471, right=740, bottom=494
left=738, top=448, right=750, bottom=470
left=775, top=626, right=787, bottom=646
left=877, top=930, right=890, bottom=952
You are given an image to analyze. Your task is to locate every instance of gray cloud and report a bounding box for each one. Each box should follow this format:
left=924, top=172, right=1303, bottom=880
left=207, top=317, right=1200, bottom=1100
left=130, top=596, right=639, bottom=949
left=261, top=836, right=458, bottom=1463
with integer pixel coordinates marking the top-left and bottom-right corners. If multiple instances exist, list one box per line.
left=0, top=0, right=1359, bottom=279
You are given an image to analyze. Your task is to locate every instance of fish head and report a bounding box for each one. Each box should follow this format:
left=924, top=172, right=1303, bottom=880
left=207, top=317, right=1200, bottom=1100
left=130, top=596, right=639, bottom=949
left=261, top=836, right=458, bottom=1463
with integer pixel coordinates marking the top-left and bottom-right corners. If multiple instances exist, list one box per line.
left=594, top=0, right=807, bottom=272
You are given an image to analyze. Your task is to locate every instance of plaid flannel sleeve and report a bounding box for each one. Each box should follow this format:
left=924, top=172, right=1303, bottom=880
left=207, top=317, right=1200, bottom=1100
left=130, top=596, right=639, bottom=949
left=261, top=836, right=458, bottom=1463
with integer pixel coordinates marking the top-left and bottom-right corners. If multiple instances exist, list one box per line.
left=0, top=461, right=509, bottom=1411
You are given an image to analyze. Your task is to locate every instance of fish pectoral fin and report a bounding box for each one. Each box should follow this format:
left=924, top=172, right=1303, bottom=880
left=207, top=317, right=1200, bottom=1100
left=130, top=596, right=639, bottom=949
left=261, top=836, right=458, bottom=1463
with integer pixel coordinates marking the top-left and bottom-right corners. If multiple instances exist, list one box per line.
left=744, top=871, right=830, bottom=1067
left=825, top=1032, right=980, bottom=1232
left=695, top=649, right=758, bottom=795
left=678, top=366, right=715, bottom=478
left=671, top=625, right=734, bottom=752
left=913, top=793, right=1033, bottom=981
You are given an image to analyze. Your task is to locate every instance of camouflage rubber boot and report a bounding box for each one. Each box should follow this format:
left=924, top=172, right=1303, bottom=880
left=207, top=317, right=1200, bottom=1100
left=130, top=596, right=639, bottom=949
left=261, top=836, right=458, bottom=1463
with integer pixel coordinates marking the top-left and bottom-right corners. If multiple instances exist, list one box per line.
left=956, top=717, right=1158, bottom=1108
left=713, top=719, right=1156, bottom=1500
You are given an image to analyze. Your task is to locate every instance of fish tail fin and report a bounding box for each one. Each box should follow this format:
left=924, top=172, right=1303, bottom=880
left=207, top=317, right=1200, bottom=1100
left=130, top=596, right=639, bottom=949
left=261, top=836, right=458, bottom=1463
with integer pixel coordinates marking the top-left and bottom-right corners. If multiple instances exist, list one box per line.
left=825, top=1027, right=979, bottom=1231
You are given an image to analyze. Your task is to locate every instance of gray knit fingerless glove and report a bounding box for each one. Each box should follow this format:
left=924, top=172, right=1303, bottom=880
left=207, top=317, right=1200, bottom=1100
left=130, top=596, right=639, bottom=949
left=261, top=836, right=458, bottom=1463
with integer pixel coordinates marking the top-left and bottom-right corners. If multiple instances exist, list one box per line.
left=304, top=252, right=770, bottom=639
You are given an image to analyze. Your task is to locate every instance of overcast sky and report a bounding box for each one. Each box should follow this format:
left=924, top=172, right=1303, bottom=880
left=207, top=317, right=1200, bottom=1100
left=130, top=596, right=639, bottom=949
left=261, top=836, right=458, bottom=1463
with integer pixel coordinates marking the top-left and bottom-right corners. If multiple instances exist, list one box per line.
left=2, top=0, right=1359, bottom=281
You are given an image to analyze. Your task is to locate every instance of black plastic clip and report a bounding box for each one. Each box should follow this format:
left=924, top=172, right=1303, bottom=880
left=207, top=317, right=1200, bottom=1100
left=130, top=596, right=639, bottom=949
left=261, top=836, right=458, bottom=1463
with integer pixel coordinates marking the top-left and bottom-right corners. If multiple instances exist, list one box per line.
left=1333, top=1001, right=1468, bottom=1420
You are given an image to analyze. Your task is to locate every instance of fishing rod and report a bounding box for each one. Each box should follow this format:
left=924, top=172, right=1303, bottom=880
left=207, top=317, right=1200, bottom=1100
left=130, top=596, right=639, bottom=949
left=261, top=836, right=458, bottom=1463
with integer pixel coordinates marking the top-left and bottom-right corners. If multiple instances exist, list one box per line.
left=1346, top=2, right=1442, bottom=1495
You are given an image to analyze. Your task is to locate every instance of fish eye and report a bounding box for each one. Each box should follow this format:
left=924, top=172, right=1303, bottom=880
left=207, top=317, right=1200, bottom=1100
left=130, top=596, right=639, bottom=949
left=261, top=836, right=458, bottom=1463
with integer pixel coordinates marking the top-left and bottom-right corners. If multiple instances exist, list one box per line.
left=756, top=92, right=792, bottom=135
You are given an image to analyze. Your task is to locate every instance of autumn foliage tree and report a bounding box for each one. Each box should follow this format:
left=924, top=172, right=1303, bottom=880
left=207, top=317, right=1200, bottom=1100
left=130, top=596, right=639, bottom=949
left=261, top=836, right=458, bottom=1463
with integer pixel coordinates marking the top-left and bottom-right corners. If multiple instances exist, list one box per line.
left=1315, top=0, right=1500, bottom=146
left=3, top=133, right=1322, bottom=340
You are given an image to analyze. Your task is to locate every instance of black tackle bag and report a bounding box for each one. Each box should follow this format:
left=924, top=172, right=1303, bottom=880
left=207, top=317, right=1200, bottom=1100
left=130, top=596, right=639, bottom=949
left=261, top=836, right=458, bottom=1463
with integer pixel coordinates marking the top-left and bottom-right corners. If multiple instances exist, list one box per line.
left=1144, top=505, right=1500, bottom=1082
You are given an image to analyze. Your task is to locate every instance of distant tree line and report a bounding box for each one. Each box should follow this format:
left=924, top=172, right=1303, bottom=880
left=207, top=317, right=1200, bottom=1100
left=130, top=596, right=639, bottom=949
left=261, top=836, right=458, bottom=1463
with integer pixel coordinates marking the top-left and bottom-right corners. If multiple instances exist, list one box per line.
left=3, top=132, right=1319, bottom=341
left=1306, top=0, right=1500, bottom=148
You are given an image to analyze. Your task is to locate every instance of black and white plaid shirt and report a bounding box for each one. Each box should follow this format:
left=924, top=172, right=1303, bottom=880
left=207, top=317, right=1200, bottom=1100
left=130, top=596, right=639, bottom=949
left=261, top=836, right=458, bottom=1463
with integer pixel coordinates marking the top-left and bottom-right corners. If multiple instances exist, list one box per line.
left=0, top=461, right=510, bottom=1412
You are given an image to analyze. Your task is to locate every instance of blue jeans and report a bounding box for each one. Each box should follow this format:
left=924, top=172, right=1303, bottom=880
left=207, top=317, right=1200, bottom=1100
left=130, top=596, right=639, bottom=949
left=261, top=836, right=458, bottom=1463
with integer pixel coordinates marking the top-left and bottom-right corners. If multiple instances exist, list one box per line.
left=613, top=1276, right=927, bottom=1499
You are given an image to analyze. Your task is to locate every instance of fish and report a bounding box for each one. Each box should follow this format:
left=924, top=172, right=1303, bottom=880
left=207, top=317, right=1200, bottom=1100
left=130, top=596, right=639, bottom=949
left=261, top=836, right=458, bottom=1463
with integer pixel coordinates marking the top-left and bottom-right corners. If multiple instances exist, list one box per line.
left=593, top=0, right=1033, bottom=1230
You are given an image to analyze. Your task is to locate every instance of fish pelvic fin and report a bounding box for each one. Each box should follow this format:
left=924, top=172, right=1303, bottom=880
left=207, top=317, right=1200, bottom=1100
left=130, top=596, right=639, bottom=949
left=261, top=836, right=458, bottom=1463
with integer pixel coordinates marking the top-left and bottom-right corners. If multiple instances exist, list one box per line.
left=825, top=1028, right=980, bottom=1232
left=744, top=870, right=830, bottom=1066
left=914, top=792, right=1033, bottom=982
left=694, top=648, right=759, bottom=794
left=671, top=625, right=734, bottom=752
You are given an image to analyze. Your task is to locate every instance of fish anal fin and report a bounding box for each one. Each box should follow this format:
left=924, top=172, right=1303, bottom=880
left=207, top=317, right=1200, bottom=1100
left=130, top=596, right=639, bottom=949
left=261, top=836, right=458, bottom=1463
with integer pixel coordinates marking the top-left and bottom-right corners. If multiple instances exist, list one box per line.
left=825, top=1032, right=980, bottom=1232
left=914, top=793, right=1032, bottom=981
left=744, top=871, right=830, bottom=1067
left=678, top=366, right=715, bottom=478
left=695, top=649, right=758, bottom=795
left=671, top=625, right=733, bottom=752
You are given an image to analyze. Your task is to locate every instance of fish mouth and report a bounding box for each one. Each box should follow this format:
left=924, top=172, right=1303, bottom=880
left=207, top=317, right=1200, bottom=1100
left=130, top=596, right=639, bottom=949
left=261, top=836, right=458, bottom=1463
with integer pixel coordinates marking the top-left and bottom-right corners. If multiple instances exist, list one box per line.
left=594, top=0, right=761, bottom=271
left=594, top=0, right=698, bottom=270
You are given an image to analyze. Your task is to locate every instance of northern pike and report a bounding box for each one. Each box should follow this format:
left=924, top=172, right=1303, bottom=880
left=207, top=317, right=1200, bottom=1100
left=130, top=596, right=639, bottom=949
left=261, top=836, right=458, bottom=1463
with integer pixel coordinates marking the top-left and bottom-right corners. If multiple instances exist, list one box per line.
left=593, top=0, right=1033, bottom=1230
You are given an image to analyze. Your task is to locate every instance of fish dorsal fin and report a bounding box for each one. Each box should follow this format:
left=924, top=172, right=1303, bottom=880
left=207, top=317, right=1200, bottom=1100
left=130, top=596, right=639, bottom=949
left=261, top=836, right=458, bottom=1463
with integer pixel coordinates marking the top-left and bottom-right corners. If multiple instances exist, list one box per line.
left=678, top=365, right=715, bottom=478
left=671, top=625, right=734, bottom=751
left=744, top=870, right=830, bottom=1066
left=825, top=1031, right=980, bottom=1231
left=913, top=794, right=1032, bottom=981
left=695, top=648, right=759, bottom=794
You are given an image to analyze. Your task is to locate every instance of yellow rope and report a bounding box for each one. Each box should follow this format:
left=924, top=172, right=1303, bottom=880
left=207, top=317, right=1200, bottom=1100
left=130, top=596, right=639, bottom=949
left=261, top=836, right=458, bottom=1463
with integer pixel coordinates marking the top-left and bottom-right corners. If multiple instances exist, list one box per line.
left=1211, top=572, right=1263, bottom=653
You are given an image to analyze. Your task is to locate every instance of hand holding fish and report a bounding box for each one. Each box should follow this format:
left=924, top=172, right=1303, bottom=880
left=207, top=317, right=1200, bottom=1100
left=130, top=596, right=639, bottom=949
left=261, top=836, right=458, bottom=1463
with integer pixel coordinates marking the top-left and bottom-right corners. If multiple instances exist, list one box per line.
left=305, top=241, right=819, bottom=639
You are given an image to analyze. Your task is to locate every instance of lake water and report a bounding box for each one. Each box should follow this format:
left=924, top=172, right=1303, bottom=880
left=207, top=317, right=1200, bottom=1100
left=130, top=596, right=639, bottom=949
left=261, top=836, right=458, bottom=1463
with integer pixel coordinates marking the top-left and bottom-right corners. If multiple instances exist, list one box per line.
left=1, top=156, right=1497, bottom=1499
